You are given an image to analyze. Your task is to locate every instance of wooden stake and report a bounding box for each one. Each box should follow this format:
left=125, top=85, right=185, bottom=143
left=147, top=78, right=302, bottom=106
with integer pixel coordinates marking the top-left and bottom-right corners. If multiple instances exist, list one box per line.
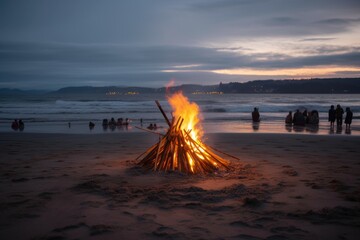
left=155, top=100, right=171, bottom=126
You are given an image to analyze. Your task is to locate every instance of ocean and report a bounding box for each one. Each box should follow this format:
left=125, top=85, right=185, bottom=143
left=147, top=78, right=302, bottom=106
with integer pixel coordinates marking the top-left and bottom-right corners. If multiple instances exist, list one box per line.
left=1, top=93, right=359, bottom=135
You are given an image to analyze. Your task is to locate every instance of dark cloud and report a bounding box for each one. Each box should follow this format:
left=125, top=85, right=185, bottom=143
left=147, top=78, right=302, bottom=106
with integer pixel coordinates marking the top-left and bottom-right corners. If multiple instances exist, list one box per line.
left=0, top=41, right=359, bottom=89
left=265, top=17, right=300, bottom=26
left=255, top=52, right=360, bottom=69
left=316, top=18, right=360, bottom=26
left=188, top=0, right=360, bottom=37
left=295, top=45, right=360, bottom=56
left=300, top=38, right=337, bottom=42
left=309, top=17, right=360, bottom=34
left=1, top=0, right=359, bottom=44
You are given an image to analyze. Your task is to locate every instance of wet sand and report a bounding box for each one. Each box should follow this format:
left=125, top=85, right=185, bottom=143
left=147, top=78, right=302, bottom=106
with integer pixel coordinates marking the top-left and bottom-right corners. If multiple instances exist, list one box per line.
left=0, top=132, right=360, bottom=239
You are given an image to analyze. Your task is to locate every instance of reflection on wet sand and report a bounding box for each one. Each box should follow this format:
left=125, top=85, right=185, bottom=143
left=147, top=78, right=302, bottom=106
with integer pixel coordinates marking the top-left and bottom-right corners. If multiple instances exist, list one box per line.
left=252, top=122, right=260, bottom=131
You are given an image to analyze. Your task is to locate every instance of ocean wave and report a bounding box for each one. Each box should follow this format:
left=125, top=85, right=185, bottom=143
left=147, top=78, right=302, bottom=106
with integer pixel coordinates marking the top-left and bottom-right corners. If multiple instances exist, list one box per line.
left=1, top=94, right=358, bottom=125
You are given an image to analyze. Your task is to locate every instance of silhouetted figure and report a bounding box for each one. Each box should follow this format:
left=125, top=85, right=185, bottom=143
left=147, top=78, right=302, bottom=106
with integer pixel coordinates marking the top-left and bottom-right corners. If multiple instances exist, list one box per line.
left=18, top=119, right=24, bottom=131
left=154, top=123, right=157, bottom=130
left=328, top=105, right=336, bottom=127
left=308, top=110, right=319, bottom=125
left=124, top=118, right=130, bottom=125
left=89, top=121, right=95, bottom=130
left=140, top=118, right=143, bottom=126
left=335, top=104, right=344, bottom=126
left=102, top=119, right=108, bottom=131
left=252, top=107, right=260, bottom=122
left=303, top=110, right=308, bottom=124
left=345, top=107, right=353, bottom=129
left=68, top=122, right=71, bottom=128
left=11, top=119, right=19, bottom=130
left=293, top=109, right=305, bottom=126
left=117, top=118, right=123, bottom=126
left=147, top=123, right=154, bottom=130
left=108, top=118, right=116, bottom=131
left=109, top=117, right=116, bottom=126
left=285, top=111, right=293, bottom=124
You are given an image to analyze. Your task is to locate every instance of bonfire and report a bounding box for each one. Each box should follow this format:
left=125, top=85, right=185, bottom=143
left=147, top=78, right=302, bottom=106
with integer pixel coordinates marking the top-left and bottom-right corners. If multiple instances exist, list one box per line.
left=137, top=92, right=235, bottom=174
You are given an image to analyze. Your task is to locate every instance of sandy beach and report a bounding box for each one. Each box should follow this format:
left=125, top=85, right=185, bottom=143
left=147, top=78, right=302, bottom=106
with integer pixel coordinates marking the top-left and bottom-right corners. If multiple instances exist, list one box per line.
left=0, top=132, right=359, bottom=240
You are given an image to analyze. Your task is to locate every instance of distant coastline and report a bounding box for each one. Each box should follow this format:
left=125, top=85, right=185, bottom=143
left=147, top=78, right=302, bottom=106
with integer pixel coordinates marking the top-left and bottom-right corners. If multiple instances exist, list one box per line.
left=1, top=78, right=360, bottom=95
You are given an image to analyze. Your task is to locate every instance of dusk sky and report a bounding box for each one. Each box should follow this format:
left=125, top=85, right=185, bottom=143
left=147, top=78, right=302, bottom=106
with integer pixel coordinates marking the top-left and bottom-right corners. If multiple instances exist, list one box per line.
left=0, top=0, right=359, bottom=89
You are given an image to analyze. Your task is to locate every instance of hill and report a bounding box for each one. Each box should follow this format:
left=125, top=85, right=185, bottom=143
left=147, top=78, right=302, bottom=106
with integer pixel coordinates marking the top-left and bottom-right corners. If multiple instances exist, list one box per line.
left=219, top=78, right=360, bottom=93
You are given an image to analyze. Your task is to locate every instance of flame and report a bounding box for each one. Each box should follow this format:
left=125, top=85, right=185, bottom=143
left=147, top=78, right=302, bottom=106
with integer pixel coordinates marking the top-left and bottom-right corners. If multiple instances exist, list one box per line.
left=138, top=90, right=230, bottom=174
left=168, top=91, right=203, bottom=141
left=167, top=92, right=206, bottom=173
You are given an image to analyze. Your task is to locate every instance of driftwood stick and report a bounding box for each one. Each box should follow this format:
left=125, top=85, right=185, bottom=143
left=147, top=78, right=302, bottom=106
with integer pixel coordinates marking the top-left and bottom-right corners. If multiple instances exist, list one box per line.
left=207, top=145, right=240, bottom=161
left=135, top=126, right=164, bottom=136
left=155, top=100, right=171, bottom=126
left=154, top=138, right=166, bottom=170
left=184, top=131, right=209, bottom=163
left=184, top=132, right=217, bottom=172
left=183, top=130, right=229, bottom=169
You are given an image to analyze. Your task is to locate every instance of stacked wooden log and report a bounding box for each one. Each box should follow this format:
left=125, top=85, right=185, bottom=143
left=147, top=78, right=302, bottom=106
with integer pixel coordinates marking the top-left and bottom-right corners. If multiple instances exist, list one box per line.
left=137, top=101, right=231, bottom=174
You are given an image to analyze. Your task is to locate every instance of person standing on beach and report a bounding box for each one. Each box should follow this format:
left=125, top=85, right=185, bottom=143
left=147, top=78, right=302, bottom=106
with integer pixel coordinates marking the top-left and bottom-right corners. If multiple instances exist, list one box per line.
left=285, top=111, right=293, bottom=124
left=11, top=119, right=19, bottom=130
left=328, top=105, right=336, bottom=127
left=345, top=107, right=353, bottom=129
left=252, top=107, right=260, bottom=122
left=335, top=104, right=344, bottom=126
left=303, top=110, right=309, bottom=124
left=18, top=119, right=24, bottom=131
left=293, top=109, right=305, bottom=126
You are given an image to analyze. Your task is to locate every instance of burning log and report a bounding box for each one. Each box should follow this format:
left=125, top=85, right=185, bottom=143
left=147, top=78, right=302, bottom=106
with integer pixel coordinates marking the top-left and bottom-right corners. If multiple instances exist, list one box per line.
left=137, top=92, right=235, bottom=174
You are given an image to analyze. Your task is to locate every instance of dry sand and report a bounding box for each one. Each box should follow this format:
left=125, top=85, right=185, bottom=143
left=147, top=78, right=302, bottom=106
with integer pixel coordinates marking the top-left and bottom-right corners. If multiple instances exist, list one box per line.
left=0, top=132, right=359, bottom=240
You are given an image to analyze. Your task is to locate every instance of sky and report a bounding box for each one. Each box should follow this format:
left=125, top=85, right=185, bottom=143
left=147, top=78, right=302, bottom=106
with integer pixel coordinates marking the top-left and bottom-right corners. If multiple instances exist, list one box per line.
left=0, top=0, right=359, bottom=90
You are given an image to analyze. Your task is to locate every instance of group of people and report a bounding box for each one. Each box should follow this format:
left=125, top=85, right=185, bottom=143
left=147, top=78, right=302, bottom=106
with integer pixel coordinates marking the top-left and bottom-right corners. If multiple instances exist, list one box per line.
left=102, top=117, right=130, bottom=127
left=328, top=104, right=353, bottom=128
left=11, top=119, right=25, bottom=131
left=252, top=104, right=354, bottom=129
left=89, top=117, right=131, bottom=130
left=147, top=123, right=158, bottom=130
left=285, top=109, right=319, bottom=126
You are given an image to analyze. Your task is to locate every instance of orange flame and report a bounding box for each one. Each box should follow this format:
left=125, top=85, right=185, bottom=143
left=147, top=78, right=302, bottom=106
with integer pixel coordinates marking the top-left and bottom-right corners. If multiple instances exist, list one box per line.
left=167, top=91, right=203, bottom=141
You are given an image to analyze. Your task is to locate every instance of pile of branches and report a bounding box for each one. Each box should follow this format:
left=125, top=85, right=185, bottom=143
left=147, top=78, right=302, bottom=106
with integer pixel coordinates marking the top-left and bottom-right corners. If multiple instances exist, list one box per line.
left=137, top=101, right=235, bottom=174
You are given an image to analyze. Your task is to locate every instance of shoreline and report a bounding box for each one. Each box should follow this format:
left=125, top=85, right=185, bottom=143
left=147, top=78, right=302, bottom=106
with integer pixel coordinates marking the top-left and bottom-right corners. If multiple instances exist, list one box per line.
left=1, top=119, right=359, bottom=135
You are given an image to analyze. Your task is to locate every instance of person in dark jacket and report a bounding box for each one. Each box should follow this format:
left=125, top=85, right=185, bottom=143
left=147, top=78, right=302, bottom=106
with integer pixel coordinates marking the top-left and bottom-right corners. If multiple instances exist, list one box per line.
left=285, top=111, right=293, bottom=124
left=252, top=107, right=260, bottom=122
left=11, top=119, right=19, bottom=130
left=303, top=110, right=309, bottom=124
left=335, top=104, right=344, bottom=126
left=18, top=119, right=24, bottom=131
left=293, top=109, right=305, bottom=126
left=345, top=107, right=353, bottom=129
left=328, top=105, right=336, bottom=127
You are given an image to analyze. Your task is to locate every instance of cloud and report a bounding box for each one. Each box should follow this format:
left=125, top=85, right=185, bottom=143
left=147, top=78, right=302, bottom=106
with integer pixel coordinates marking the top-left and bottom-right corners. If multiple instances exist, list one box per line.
left=0, top=41, right=359, bottom=89
left=187, top=0, right=360, bottom=38
left=1, top=0, right=359, bottom=46
left=316, top=17, right=360, bottom=26
left=265, top=17, right=300, bottom=26
left=300, top=37, right=337, bottom=42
